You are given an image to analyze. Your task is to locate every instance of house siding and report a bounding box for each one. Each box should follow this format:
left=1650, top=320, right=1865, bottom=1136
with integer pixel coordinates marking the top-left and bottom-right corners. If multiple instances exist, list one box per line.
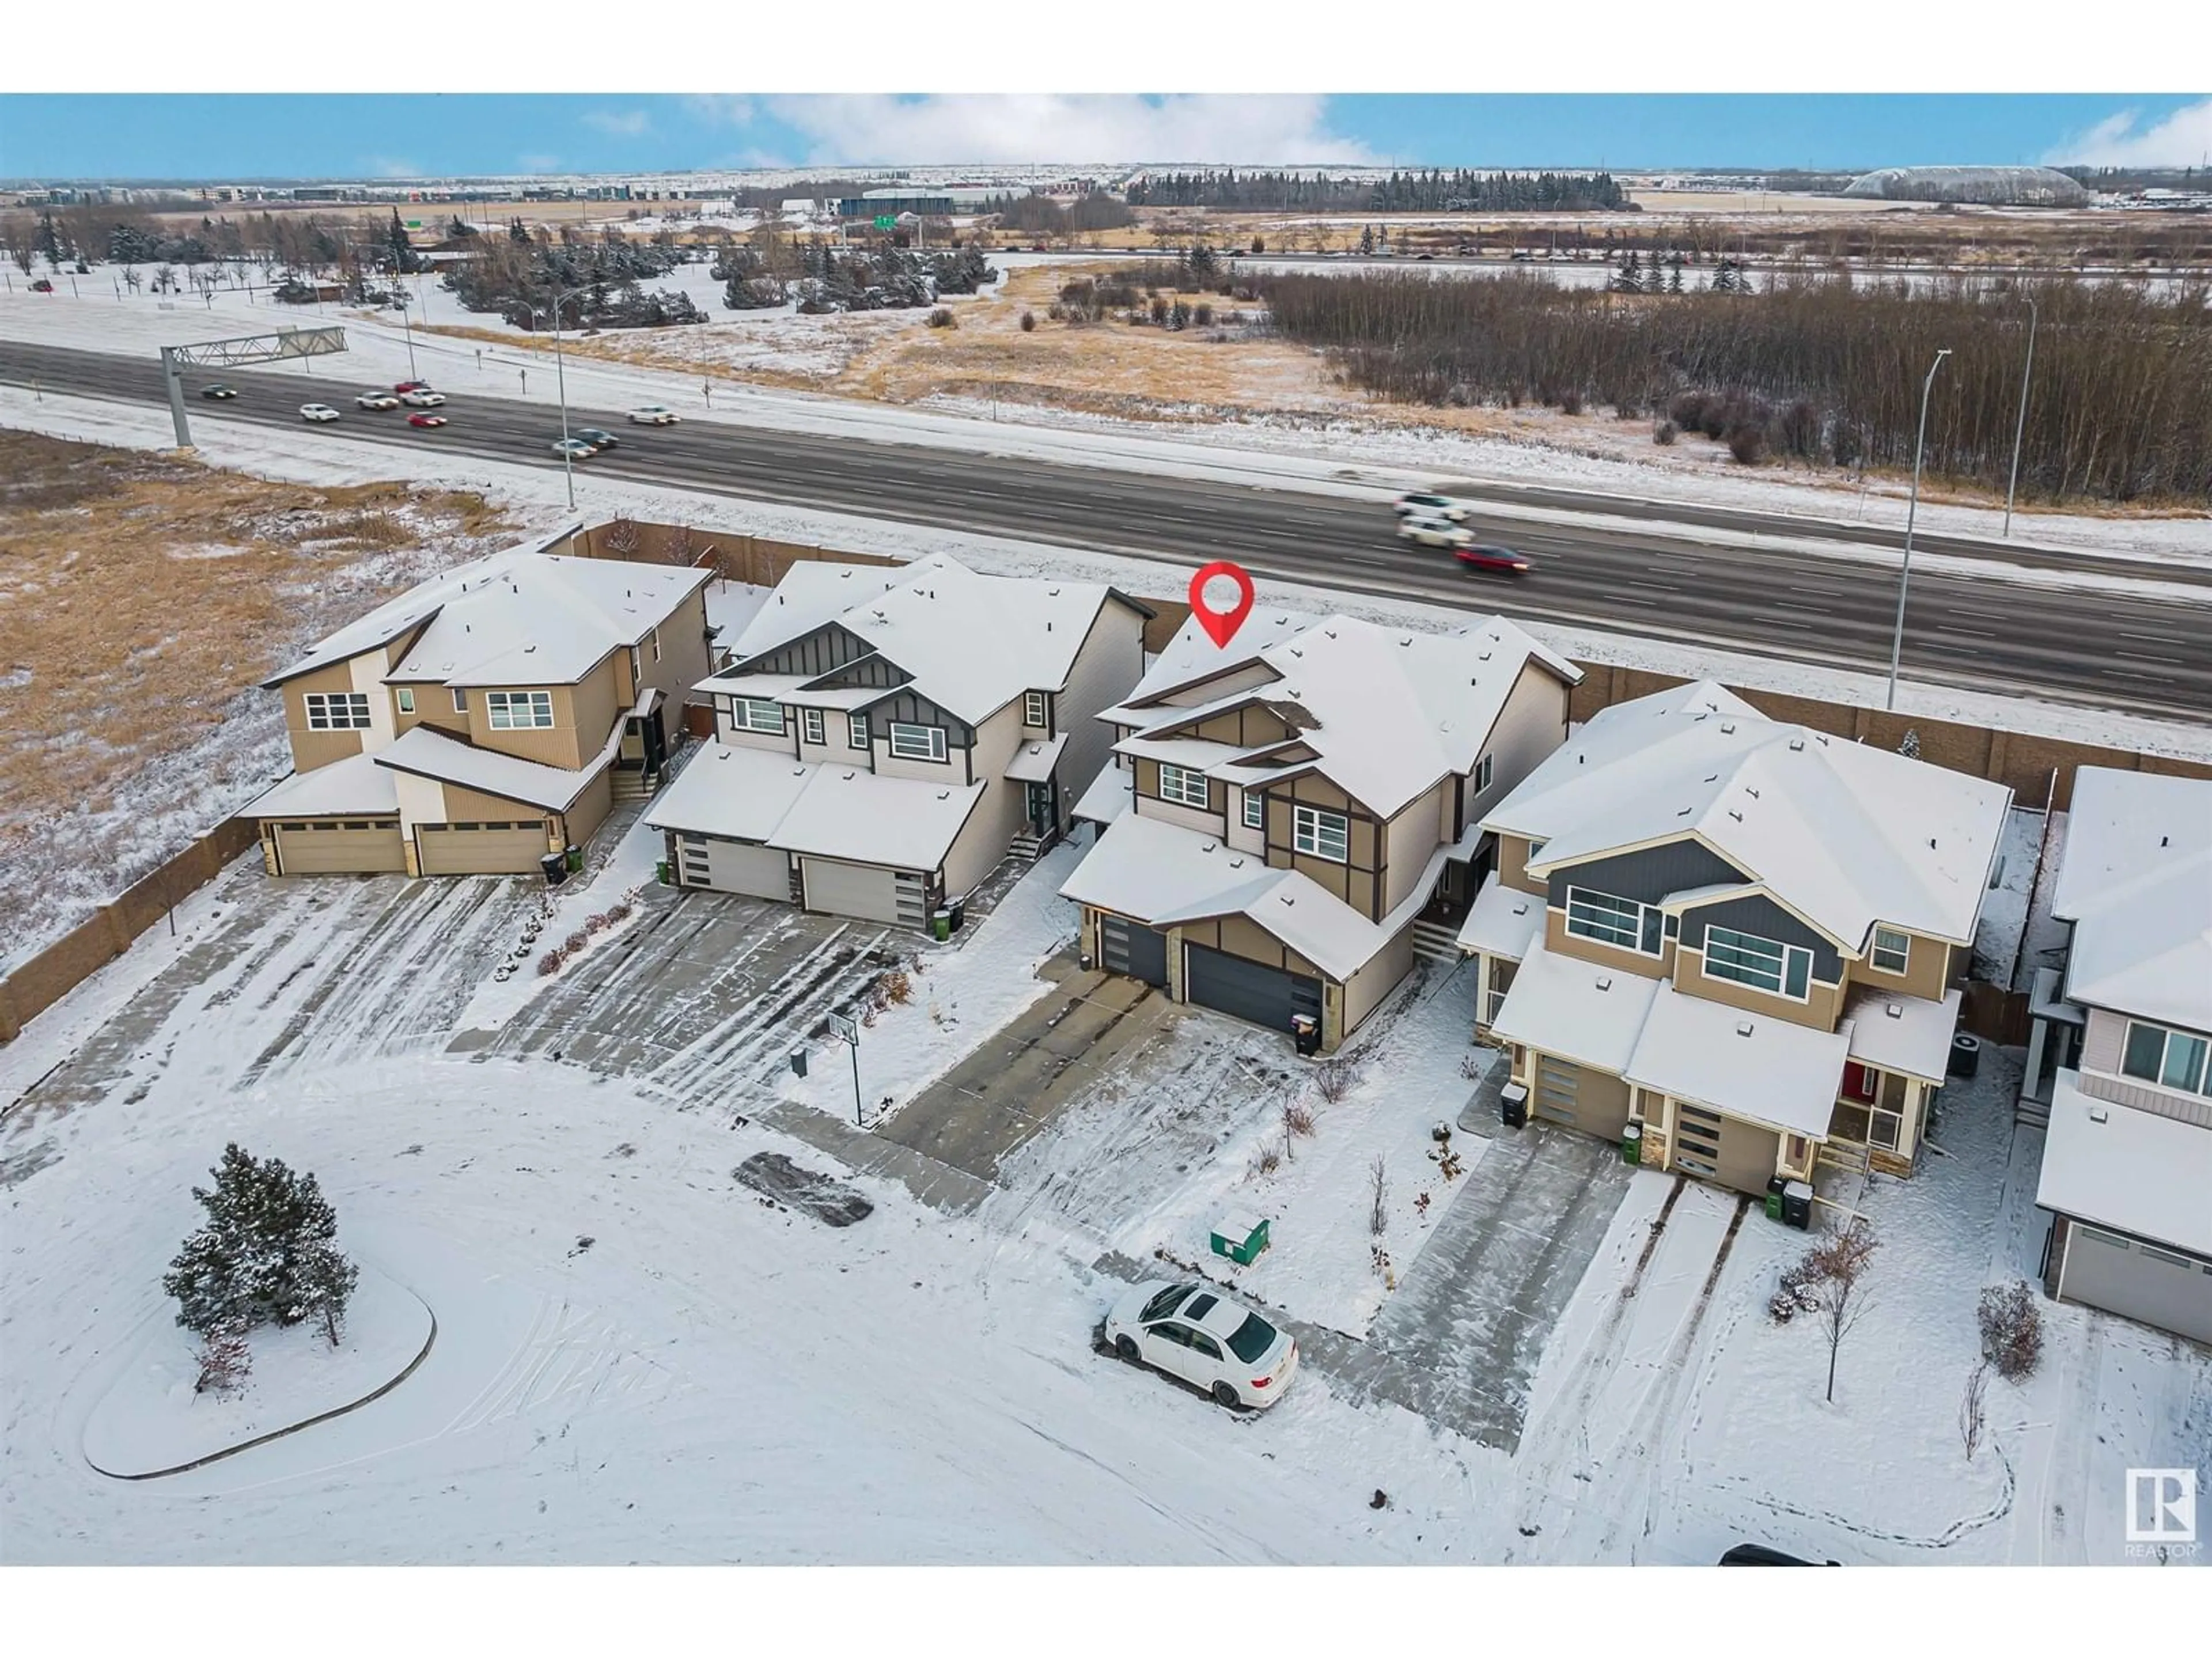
left=1843, top=925, right=1956, bottom=1002
left=1344, top=926, right=1416, bottom=1031
left=2078, top=1007, right=2212, bottom=1127
left=1675, top=945, right=1847, bottom=1032
left=282, top=658, right=372, bottom=772
left=1498, top=834, right=1546, bottom=896
left=1676, top=892, right=1847, bottom=985
left=1544, top=906, right=1676, bottom=982
left=872, top=690, right=975, bottom=782
left=642, top=587, right=713, bottom=718
left=1055, top=599, right=1148, bottom=824
left=1545, top=839, right=1750, bottom=912
left=1464, top=661, right=1573, bottom=829
left=1383, top=779, right=1449, bottom=914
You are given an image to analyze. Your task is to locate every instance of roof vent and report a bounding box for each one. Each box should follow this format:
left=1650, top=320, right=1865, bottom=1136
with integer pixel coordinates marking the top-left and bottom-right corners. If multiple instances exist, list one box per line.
left=1230, top=857, right=1245, bottom=869
left=1202, top=841, right=1217, bottom=853
left=1728, top=809, right=1743, bottom=822
left=1324, top=629, right=1337, bottom=639
left=1047, top=621, right=1052, bottom=631
left=843, top=771, right=856, bottom=781
left=778, top=594, right=786, bottom=604
left=1789, top=737, right=1804, bottom=752
left=1736, top=1021, right=1754, bottom=1038
left=1720, top=721, right=1736, bottom=734
left=2161, top=834, right=2169, bottom=847
left=1885, top=1002, right=1904, bottom=1018
left=1050, top=588, right=1060, bottom=596
left=1401, top=638, right=1412, bottom=647
left=2088, top=1105, right=2109, bottom=1124
left=1479, top=650, right=1493, bottom=662
left=1929, top=837, right=1938, bottom=849
left=1511, top=901, right=1527, bottom=915
left=1676, top=806, right=1691, bottom=817
left=1290, top=647, right=1303, bottom=658
left=1745, top=787, right=1760, bottom=800
left=1815, top=733, right=1829, bottom=746
left=936, top=791, right=948, bottom=801
left=1595, top=975, right=1612, bottom=992
left=1278, top=894, right=1296, bottom=907
left=524, top=644, right=536, bottom=653
left=1705, top=774, right=1719, bottom=783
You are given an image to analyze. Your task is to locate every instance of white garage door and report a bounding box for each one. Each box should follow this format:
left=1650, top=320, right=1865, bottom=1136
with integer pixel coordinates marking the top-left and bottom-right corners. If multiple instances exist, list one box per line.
left=269, top=818, right=407, bottom=874
left=416, top=820, right=549, bottom=875
left=2061, top=1224, right=2212, bottom=1344
left=676, top=834, right=790, bottom=900
left=801, top=857, right=926, bottom=927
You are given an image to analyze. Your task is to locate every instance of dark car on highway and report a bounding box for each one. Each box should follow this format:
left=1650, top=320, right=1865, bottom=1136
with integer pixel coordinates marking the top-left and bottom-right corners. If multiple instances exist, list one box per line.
left=200, top=384, right=238, bottom=399
left=574, top=427, right=619, bottom=450
left=1455, top=543, right=1532, bottom=575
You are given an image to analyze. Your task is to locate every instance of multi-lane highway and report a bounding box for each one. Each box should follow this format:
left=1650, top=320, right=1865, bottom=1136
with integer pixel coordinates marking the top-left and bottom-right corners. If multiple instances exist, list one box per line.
left=6, top=338, right=2208, bottom=720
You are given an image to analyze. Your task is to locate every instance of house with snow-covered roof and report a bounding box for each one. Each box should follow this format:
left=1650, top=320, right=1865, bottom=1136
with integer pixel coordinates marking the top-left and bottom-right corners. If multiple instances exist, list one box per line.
left=2029, top=766, right=2212, bottom=1344
left=1459, top=680, right=2013, bottom=1194
left=646, top=555, right=1152, bottom=926
left=1059, top=608, right=1581, bottom=1054
left=247, top=529, right=712, bottom=877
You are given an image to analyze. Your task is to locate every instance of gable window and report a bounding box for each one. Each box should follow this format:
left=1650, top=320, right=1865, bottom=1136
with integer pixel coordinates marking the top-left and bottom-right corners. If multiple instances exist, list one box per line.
left=736, top=697, right=785, bottom=734
left=1565, top=886, right=1663, bottom=956
left=304, top=692, right=371, bottom=730
left=1243, top=791, right=1266, bottom=830
left=1870, top=926, right=1911, bottom=975
left=888, top=721, right=948, bottom=762
left=2122, top=1020, right=2212, bottom=1096
left=1474, top=753, right=1494, bottom=793
left=650, top=627, right=662, bottom=664
left=629, top=645, right=642, bottom=687
left=1705, top=925, right=1813, bottom=999
left=1293, top=804, right=1350, bottom=863
left=1024, top=690, right=1048, bottom=728
left=451, top=688, right=468, bottom=714
left=487, top=690, right=555, bottom=730
left=802, top=707, right=825, bottom=745
left=1158, top=763, right=1211, bottom=809
left=395, top=687, right=416, bottom=715
left=847, top=712, right=870, bottom=751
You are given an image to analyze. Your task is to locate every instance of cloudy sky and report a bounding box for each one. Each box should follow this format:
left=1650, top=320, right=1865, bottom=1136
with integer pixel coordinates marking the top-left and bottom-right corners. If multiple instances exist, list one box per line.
left=3, top=94, right=2208, bottom=180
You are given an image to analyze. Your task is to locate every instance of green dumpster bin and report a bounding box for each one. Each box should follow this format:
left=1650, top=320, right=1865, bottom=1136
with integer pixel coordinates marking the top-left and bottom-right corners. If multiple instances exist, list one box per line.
left=1210, top=1211, right=1270, bottom=1266
left=565, top=843, right=582, bottom=872
left=931, top=910, right=952, bottom=942
left=1620, top=1122, right=1643, bottom=1166
left=656, top=859, right=671, bottom=886
left=1765, top=1187, right=1785, bottom=1222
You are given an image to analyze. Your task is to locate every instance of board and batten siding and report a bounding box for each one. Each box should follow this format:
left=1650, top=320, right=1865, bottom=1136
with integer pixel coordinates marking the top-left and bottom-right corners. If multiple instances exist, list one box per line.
left=2077, top=1008, right=2212, bottom=1127
left=1544, top=839, right=1750, bottom=912
left=1676, top=892, right=1847, bottom=984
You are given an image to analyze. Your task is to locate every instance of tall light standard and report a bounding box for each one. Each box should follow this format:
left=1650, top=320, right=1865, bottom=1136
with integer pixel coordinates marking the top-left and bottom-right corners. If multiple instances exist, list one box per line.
left=1887, top=347, right=1951, bottom=712
left=2001, top=296, right=2038, bottom=539
left=395, top=290, right=419, bottom=381
left=532, top=284, right=593, bottom=511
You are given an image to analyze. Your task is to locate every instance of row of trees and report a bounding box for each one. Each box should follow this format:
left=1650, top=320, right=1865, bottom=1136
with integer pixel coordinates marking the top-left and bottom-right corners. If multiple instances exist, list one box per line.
left=1260, top=269, right=2212, bottom=503
left=1126, top=168, right=1630, bottom=214
left=713, top=237, right=996, bottom=313
left=984, top=191, right=1137, bottom=238
left=441, top=233, right=703, bottom=329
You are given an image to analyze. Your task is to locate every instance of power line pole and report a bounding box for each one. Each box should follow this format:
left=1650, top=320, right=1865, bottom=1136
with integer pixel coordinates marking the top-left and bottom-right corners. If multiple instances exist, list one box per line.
left=2002, top=296, right=2039, bottom=539
left=1887, top=348, right=1951, bottom=712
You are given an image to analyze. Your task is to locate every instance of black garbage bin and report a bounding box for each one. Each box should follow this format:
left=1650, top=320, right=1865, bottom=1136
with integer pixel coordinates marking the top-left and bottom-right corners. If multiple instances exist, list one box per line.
left=1500, top=1081, right=1529, bottom=1129
left=1291, top=1013, right=1321, bottom=1057
left=540, top=851, right=569, bottom=888
left=1949, top=1033, right=1982, bottom=1079
left=947, top=895, right=967, bottom=932
left=1781, top=1181, right=1813, bottom=1230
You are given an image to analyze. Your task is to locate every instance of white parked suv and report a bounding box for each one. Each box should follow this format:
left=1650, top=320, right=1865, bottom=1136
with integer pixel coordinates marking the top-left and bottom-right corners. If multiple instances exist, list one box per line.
left=299, top=403, right=341, bottom=423
left=1392, top=490, right=1469, bottom=521
left=399, top=389, right=446, bottom=408
left=1397, top=514, right=1474, bottom=550
left=1103, top=1281, right=1299, bottom=1410
left=355, top=392, right=400, bottom=410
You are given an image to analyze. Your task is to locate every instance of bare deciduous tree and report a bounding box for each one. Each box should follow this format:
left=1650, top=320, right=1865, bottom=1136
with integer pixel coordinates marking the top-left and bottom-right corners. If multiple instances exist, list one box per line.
left=1368, top=1156, right=1389, bottom=1237
left=1959, top=1361, right=1988, bottom=1463
left=1807, top=1221, right=1880, bottom=1403
left=602, top=514, right=641, bottom=560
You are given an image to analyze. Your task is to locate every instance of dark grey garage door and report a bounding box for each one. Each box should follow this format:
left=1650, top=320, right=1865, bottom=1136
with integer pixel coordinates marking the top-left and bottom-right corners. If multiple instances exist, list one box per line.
left=1100, top=914, right=1169, bottom=987
left=1185, top=943, right=1323, bottom=1035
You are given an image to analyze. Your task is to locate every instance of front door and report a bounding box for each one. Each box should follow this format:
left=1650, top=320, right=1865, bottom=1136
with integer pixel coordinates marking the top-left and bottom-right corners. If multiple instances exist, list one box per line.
left=1025, top=779, right=1055, bottom=836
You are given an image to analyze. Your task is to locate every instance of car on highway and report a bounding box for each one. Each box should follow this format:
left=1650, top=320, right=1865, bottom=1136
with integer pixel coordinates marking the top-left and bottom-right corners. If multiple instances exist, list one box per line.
left=393, top=380, right=433, bottom=393
left=199, top=384, right=238, bottom=400
left=355, top=392, right=400, bottom=410
left=1397, top=514, right=1474, bottom=550
left=1392, top=490, right=1469, bottom=521
left=551, top=437, right=599, bottom=460
left=1455, top=543, right=1532, bottom=575
left=399, top=389, right=446, bottom=408
left=1102, top=1280, right=1298, bottom=1410
left=300, top=404, right=341, bottom=423
left=627, top=406, right=680, bottom=426
left=407, top=413, right=448, bottom=429
left=574, top=427, right=619, bottom=451
left=29, top=278, right=54, bottom=293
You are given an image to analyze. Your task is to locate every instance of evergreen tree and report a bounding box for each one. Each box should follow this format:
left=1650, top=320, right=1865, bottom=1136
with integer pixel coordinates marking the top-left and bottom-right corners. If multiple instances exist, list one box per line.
left=162, top=1144, right=359, bottom=1348
left=1357, top=224, right=1374, bottom=256
left=385, top=209, right=420, bottom=274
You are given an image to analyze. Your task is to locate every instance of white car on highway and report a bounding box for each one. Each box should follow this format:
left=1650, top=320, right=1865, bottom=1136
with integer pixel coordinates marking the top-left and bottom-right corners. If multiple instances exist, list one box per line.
left=399, top=389, right=446, bottom=408
left=1392, top=490, right=1469, bottom=522
left=355, top=392, right=400, bottom=410
left=299, top=404, right=341, bottom=423
left=1103, top=1281, right=1299, bottom=1410
left=627, top=406, right=680, bottom=425
left=1398, top=514, right=1474, bottom=550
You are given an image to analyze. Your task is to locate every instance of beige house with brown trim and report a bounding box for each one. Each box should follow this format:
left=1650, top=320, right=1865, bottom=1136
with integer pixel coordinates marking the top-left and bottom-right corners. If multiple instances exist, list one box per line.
left=248, top=535, right=712, bottom=877
left=1458, top=680, right=2012, bottom=1195
left=1060, top=607, right=1580, bottom=1053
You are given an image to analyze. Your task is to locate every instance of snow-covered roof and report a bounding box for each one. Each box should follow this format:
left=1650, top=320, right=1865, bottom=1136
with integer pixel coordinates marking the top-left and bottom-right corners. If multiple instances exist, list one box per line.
left=695, top=671, right=887, bottom=711
left=2037, top=1070, right=2212, bottom=1257
left=1071, top=764, right=1134, bottom=827
left=246, top=751, right=399, bottom=819
left=1004, top=735, right=1069, bottom=783
left=1487, top=940, right=1661, bottom=1076
left=1626, top=983, right=1849, bottom=1139
left=1107, top=611, right=1577, bottom=819
left=645, top=743, right=985, bottom=873
left=373, top=723, right=613, bottom=812
left=1490, top=680, right=2011, bottom=949
left=703, top=579, right=772, bottom=647
left=1456, top=873, right=1546, bottom=962
left=726, top=554, right=1151, bottom=725
left=2051, top=768, right=2212, bottom=1031
left=1842, top=987, right=1961, bottom=1084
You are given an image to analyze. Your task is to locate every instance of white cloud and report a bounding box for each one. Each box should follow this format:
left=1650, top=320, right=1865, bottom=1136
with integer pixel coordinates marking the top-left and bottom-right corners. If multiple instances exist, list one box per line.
left=759, top=94, right=1380, bottom=166
left=363, top=156, right=421, bottom=180
left=518, top=153, right=560, bottom=172
left=684, top=95, right=755, bottom=127
left=2044, top=99, right=2212, bottom=168
left=582, top=109, right=651, bottom=139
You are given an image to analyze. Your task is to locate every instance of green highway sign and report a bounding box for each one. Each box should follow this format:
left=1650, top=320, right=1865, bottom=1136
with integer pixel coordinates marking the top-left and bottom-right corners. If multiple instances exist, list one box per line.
left=874, top=215, right=897, bottom=230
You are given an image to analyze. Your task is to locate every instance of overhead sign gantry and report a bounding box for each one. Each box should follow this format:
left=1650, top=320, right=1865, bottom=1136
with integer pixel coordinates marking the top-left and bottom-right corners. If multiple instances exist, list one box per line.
left=158, top=325, right=349, bottom=447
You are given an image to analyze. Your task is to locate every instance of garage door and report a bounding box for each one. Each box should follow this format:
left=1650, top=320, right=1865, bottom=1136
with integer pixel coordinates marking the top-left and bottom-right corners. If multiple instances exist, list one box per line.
left=2061, top=1224, right=2212, bottom=1344
left=416, top=820, right=549, bottom=876
left=802, top=857, right=927, bottom=927
left=270, top=818, right=406, bottom=875
left=1673, top=1101, right=1781, bottom=1194
left=1184, top=943, right=1322, bottom=1035
left=1099, top=914, right=1168, bottom=987
left=676, top=834, right=789, bottom=900
left=1531, top=1053, right=1634, bottom=1139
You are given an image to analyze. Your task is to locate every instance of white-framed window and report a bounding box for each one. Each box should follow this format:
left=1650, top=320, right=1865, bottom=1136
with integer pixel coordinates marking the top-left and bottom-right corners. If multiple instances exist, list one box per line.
left=1293, top=804, right=1350, bottom=863
left=1528, top=838, right=1547, bottom=860
left=1474, top=753, right=1494, bottom=792
left=396, top=687, right=416, bottom=715
left=304, top=691, right=371, bottom=730
left=847, top=711, right=870, bottom=751
left=735, top=698, right=785, bottom=734
left=450, top=687, right=468, bottom=714
left=1243, top=791, right=1266, bottom=830
left=1869, top=926, right=1911, bottom=975
left=1565, top=886, right=1662, bottom=955
left=650, top=627, right=662, bottom=664
left=2122, top=1020, right=2212, bottom=1096
left=628, top=645, right=642, bottom=686
left=889, top=722, right=948, bottom=762
left=802, top=707, right=825, bottom=745
left=1024, top=690, right=1048, bottom=728
left=1158, top=763, right=1210, bottom=809
left=487, top=690, right=555, bottom=730
left=1704, top=925, right=1813, bottom=999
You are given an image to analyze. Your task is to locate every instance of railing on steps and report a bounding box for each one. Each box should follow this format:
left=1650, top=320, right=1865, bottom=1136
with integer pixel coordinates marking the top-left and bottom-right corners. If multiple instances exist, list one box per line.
left=1409, top=919, right=1461, bottom=963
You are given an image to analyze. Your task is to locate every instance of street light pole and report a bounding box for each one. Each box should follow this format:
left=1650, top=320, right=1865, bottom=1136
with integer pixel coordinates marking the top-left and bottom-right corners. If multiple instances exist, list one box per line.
left=2002, top=296, right=2037, bottom=539
left=538, top=284, right=588, bottom=513
left=1887, top=347, right=1951, bottom=713
left=399, top=296, right=419, bottom=380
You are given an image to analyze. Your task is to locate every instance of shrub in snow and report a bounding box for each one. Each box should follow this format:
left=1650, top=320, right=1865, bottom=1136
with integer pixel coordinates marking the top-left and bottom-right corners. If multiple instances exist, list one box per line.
left=607, top=900, right=633, bottom=924
left=162, top=1144, right=359, bottom=1349
left=564, top=930, right=589, bottom=953
left=1653, top=419, right=1679, bottom=446
left=1899, top=728, right=1922, bottom=760
left=1018, top=309, right=1036, bottom=332
left=537, top=949, right=565, bottom=976
left=1313, top=1057, right=1359, bottom=1104
left=1976, top=1280, right=2043, bottom=1381
left=881, top=968, right=913, bottom=1006
left=1282, top=1101, right=1316, bottom=1139
left=926, top=307, right=956, bottom=329
left=1959, top=1362, right=1988, bottom=1462
left=1767, top=1254, right=1827, bottom=1324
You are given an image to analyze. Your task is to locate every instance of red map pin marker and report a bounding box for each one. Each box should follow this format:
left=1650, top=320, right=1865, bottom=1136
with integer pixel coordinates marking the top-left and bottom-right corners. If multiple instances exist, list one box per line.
left=1189, top=560, right=1256, bottom=649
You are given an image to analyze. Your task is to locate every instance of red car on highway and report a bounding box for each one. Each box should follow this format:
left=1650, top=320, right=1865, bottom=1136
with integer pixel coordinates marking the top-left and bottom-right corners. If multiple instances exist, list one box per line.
left=407, top=413, right=448, bottom=428
left=1455, top=543, right=1532, bottom=575
left=395, top=380, right=433, bottom=393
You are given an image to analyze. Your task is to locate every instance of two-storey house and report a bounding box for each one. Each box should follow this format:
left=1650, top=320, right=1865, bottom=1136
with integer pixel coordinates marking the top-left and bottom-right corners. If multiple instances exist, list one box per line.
left=248, top=536, right=713, bottom=877
left=1060, top=608, right=1580, bottom=1054
left=1458, top=681, right=2012, bottom=1194
left=645, top=554, right=1152, bottom=926
left=2031, top=767, right=2212, bottom=1344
